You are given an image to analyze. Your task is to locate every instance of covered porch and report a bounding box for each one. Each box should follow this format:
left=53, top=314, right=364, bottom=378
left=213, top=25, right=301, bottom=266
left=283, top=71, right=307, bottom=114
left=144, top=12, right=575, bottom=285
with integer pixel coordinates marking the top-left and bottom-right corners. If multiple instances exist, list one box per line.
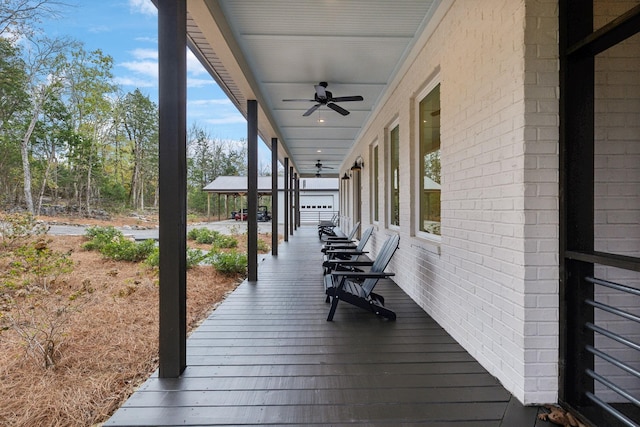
left=106, top=226, right=539, bottom=426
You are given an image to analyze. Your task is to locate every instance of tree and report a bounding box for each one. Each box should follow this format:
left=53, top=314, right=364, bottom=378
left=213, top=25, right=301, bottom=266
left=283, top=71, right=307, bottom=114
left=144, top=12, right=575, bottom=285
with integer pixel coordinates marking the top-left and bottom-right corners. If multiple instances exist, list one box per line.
left=17, top=36, right=72, bottom=214
left=62, top=46, right=116, bottom=212
left=30, top=94, right=73, bottom=213
left=0, top=38, right=28, bottom=206
left=186, top=124, right=247, bottom=214
left=0, top=0, right=65, bottom=41
left=120, top=89, right=158, bottom=210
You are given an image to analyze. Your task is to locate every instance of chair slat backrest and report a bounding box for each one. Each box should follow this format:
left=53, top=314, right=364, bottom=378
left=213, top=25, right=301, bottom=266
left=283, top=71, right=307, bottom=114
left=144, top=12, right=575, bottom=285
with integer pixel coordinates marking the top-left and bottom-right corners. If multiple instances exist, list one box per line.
left=346, top=222, right=360, bottom=240
left=346, top=226, right=374, bottom=262
left=361, top=234, right=400, bottom=296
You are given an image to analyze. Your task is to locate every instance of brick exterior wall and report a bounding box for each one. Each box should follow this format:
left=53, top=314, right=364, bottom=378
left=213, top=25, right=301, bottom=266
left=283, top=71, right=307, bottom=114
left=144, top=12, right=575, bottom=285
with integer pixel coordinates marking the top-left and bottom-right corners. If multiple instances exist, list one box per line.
left=345, top=0, right=559, bottom=404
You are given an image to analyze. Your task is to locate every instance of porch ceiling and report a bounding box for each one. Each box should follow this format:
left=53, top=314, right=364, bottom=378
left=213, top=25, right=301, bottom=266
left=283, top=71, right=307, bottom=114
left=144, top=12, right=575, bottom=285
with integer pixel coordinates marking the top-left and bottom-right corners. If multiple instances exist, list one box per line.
left=186, top=0, right=441, bottom=177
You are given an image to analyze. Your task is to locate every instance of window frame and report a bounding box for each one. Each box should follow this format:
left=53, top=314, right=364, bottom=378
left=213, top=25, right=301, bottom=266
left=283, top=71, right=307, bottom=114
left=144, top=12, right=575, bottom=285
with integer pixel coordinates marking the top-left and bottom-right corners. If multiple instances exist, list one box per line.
left=414, top=78, right=442, bottom=243
left=370, top=140, right=379, bottom=224
left=387, top=119, right=400, bottom=229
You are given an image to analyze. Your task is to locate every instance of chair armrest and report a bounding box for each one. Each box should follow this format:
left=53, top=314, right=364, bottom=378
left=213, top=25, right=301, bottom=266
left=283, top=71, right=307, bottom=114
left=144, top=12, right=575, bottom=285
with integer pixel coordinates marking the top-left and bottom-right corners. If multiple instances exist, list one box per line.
left=325, top=249, right=367, bottom=255
left=325, top=236, right=351, bottom=241
left=323, top=260, right=374, bottom=267
left=321, top=243, right=356, bottom=252
left=331, top=271, right=395, bottom=279
left=323, top=242, right=356, bottom=247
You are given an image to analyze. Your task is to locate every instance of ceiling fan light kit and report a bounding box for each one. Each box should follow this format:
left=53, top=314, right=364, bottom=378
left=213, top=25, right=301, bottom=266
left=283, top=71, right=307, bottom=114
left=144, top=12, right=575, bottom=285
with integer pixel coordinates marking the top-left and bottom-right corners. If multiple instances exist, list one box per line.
left=283, top=82, right=363, bottom=117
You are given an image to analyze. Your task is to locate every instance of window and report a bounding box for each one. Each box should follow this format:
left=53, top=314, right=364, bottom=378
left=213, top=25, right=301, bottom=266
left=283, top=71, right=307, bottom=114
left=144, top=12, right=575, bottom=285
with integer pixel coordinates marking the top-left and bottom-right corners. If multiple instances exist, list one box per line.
left=419, top=84, right=440, bottom=235
left=389, top=124, right=400, bottom=227
left=372, top=144, right=379, bottom=222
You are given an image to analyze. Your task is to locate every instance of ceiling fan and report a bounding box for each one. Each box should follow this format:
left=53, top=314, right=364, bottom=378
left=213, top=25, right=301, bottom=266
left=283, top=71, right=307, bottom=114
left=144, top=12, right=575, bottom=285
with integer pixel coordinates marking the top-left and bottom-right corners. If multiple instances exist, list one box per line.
left=314, top=160, right=333, bottom=177
left=283, top=82, right=363, bottom=116
left=315, top=160, right=334, bottom=170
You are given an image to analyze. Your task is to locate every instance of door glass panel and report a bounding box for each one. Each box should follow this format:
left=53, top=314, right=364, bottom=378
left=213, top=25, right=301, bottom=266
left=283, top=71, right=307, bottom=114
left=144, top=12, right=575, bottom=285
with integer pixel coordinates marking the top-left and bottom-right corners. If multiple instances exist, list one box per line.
left=594, top=1, right=640, bottom=32
left=593, top=31, right=640, bottom=258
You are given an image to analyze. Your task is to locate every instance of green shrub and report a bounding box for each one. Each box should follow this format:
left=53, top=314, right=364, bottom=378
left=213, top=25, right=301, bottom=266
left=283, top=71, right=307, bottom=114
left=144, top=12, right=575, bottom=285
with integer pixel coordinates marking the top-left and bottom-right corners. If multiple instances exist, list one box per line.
left=256, top=239, right=270, bottom=253
left=187, top=227, right=222, bottom=245
left=207, top=250, right=247, bottom=275
left=100, top=238, right=156, bottom=262
left=186, top=227, right=203, bottom=241
left=7, top=240, right=73, bottom=290
left=212, top=234, right=237, bottom=249
left=186, top=247, right=209, bottom=268
left=145, top=246, right=210, bottom=269
left=84, top=226, right=155, bottom=262
left=82, top=226, right=123, bottom=251
left=145, top=246, right=159, bottom=267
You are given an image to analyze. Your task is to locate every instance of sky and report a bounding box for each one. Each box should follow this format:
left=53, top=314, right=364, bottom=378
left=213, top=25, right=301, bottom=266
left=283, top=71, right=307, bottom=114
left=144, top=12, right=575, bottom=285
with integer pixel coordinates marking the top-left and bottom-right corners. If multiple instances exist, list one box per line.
left=38, top=0, right=272, bottom=164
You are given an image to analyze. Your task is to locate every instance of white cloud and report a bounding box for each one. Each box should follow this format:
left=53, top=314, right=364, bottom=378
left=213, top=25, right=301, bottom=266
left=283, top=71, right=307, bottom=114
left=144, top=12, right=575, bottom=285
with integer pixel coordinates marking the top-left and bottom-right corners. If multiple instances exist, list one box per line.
left=204, top=114, right=247, bottom=125
left=187, top=77, right=216, bottom=88
left=187, top=49, right=207, bottom=76
left=135, top=36, right=157, bottom=44
left=119, top=60, right=158, bottom=79
left=129, top=0, right=157, bottom=16
left=130, top=48, right=158, bottom=60
left=114, top=76, right=156, bottom=88
left=189, top=99, right=233, bottom=106
left=88, top=25, right=111, bottom=34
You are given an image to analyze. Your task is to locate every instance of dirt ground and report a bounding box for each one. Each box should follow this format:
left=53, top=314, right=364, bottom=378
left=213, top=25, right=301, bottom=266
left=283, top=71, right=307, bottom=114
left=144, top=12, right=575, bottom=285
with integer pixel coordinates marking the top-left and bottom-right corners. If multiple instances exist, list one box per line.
left=0, top=214, right=267, bottom=426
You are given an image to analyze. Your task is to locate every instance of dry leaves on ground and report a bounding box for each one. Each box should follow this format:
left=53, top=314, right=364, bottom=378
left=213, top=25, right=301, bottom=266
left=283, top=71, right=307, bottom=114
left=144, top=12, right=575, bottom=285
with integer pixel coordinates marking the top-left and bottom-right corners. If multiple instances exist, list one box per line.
left=0, top=227, right=249, bottom=426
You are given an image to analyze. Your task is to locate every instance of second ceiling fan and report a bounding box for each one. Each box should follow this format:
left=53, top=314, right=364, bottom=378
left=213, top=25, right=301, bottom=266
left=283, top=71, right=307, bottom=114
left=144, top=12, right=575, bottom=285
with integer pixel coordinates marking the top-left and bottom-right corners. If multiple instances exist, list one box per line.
left=283, top=82, right=363, bottom=117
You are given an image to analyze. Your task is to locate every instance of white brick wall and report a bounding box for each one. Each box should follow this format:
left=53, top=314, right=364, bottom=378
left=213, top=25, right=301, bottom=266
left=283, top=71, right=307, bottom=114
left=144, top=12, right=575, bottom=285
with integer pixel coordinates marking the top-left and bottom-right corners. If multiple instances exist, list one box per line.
left=344, top=0, right=559, bottom=404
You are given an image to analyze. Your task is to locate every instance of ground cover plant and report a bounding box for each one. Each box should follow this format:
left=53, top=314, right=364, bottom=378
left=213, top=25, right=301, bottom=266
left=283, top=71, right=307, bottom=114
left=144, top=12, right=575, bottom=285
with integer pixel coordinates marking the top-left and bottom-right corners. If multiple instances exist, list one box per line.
left=0, top=213, right=274, bottom=426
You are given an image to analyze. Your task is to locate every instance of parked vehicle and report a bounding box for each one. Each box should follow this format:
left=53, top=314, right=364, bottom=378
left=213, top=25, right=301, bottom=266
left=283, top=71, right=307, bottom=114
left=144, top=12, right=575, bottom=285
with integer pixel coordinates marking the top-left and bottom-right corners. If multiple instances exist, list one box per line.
left=233, top=206, right=271, bottom=221
left=234, top=209, right=248, bottom=221
left=257, top=206, right=271, bottom=222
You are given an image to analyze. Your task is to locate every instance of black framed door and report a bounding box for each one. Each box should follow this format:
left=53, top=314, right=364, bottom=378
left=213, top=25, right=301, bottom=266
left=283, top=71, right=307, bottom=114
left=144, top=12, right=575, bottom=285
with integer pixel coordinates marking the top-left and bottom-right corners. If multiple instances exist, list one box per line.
left=560, top=3, right=640, bottom=426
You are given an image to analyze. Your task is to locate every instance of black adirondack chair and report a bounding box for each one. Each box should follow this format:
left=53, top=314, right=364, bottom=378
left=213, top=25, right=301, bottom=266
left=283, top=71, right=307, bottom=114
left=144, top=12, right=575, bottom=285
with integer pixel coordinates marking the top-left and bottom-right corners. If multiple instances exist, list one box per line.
left=322, top=221, right=360, bottom=244
left=322, top=225, right=374, bottom=275
left=324, top=233, right=400, bottom=321
left=317, top=214, right=339, bottom=239
left=320, top=222, right=366, bottom=253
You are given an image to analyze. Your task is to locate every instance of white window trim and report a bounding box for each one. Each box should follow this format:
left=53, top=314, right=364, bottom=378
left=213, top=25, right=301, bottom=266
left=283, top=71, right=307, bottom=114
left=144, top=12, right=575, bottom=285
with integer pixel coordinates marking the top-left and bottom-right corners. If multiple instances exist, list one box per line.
left=414, top=77, right=442, bottom=245
left=386, top=118, right=400, bottom=231
left=370, top=139, right=379, bottom=225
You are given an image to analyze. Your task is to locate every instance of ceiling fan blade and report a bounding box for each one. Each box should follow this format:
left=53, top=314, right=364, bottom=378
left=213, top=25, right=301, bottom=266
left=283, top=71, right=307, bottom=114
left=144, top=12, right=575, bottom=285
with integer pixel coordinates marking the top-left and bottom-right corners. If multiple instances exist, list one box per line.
left=331, top=95, right=363, bottom=102
left=314, top=84, right=327, bottom=100
left=327, top=102, right=350, bottom=116
left=282, top=98, right=315, bottom=102
left=303, top=104, right=321, bottom=116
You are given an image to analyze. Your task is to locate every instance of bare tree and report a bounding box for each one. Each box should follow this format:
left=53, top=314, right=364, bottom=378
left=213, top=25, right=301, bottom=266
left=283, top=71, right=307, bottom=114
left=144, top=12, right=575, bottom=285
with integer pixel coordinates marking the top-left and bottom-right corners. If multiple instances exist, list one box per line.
left=0, top=0, right=66, bottom=41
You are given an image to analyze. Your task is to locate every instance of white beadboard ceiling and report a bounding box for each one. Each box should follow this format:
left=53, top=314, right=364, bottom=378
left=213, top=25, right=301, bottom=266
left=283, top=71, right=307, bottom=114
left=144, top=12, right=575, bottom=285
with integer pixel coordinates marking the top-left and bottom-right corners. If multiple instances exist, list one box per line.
left=186, top=0, right=440, bottom=177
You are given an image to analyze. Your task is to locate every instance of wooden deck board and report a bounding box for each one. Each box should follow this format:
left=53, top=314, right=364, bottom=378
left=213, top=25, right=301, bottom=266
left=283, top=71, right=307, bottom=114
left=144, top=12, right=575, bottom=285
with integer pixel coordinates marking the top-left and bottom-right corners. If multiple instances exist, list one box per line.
left=106, top=226, right=537, bottom=426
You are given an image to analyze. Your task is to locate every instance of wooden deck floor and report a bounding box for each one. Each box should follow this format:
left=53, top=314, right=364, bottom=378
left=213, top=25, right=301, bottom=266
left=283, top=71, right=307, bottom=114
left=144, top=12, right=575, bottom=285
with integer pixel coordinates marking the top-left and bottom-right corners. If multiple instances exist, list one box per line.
left=106, top=226, right=544, bottom=426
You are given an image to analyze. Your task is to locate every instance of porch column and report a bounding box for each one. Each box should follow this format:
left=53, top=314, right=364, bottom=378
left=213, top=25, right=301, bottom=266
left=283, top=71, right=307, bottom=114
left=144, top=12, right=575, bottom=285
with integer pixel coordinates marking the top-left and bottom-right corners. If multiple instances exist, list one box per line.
left=294, top=173, right=300, bottom=228
left=271, top=138, right=278, bottom=255
left=289, top=166, right=294, bottom=236
left=217, top=193, right=221, bottom=221
left=206, top=192, right=210, bottom=220
left=157, top=0, right=187, bottom=378
left=247, top=100, right=258, bottom=282
left=283, top=157, right=289, bottom=242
